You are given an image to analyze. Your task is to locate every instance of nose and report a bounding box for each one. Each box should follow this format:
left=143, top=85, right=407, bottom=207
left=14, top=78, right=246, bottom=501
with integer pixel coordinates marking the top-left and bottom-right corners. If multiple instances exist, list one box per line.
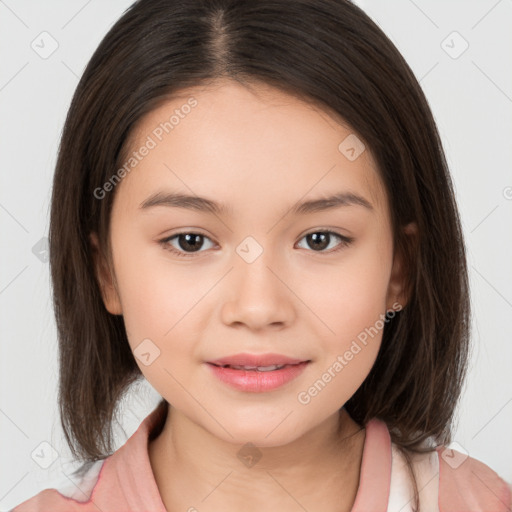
left=220, top=248, right=295, bottom=331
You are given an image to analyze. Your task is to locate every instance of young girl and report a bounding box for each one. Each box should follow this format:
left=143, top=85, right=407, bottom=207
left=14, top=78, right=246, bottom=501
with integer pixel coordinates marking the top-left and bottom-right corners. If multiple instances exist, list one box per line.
left=11, top=0, right=511, bottom=511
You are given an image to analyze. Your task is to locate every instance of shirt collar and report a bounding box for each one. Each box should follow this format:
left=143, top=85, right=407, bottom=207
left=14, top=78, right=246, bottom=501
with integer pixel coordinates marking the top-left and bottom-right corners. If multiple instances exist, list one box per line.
left=92, top=401, right=391, bottom=511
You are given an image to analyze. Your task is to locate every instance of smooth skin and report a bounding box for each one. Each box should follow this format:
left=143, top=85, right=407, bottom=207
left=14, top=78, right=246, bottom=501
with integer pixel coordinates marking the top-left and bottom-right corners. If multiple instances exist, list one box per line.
left=91, top=79, right=416, bottom=512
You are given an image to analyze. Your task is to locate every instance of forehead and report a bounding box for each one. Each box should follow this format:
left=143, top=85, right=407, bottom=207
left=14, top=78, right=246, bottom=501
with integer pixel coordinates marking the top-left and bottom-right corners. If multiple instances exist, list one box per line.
left=114, top=79, right=388, bottom=219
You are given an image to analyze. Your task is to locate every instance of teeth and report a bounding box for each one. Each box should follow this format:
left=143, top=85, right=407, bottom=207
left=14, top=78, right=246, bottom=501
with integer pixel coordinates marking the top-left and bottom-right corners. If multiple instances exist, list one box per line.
left=227, top=364, right=286, bottom=371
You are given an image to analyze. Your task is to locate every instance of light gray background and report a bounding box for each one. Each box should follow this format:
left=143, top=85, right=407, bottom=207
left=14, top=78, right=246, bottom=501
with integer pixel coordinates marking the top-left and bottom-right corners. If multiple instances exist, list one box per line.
left=1, top=0, right=511, bottom=509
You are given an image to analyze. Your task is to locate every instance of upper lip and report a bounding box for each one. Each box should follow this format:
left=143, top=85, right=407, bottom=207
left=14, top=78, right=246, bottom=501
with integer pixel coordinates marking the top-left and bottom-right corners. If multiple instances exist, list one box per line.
left=207, top=353, right=310, bottom=367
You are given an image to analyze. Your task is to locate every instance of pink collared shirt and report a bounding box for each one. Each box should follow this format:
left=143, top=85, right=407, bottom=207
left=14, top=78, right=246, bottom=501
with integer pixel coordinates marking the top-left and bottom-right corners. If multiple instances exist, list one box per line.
left=11, top=402, right=512, bottom=511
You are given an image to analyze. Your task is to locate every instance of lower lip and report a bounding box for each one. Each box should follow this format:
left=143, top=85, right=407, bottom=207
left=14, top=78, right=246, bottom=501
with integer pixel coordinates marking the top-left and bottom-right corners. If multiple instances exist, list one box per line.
left=206, top=361, right=310, bottom=393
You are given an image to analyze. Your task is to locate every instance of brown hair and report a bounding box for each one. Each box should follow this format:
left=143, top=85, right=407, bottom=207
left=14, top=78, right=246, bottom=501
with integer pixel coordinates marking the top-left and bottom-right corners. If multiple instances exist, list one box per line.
left=49, top=0, right=470, bottom=509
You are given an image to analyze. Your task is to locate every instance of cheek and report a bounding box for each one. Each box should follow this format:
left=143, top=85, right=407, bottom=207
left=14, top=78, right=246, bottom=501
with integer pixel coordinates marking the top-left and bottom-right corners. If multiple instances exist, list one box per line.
left=298, top=240, right=392, bottom=402
left=113, top=249, right=208, bottom=399
left=112, top=243, right=208, bottom=348
left=306, top=248, right=391, bottom=338
left=296, top=265, right=390, bottom=412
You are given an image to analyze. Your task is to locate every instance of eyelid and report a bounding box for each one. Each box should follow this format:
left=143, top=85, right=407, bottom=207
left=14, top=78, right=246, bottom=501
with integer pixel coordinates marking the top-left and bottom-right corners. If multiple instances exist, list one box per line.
left=298, top=226, right=353, bottom=241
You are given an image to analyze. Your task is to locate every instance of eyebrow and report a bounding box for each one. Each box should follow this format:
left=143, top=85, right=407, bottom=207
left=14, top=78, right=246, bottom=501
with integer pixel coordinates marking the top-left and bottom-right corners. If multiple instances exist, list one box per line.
left=139, top=191, right=374, bottom=215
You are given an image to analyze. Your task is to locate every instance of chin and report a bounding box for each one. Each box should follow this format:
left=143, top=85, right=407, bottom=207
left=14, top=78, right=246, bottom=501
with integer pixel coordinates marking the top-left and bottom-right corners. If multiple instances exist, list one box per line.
left=211, top=418, right=307, bottom=449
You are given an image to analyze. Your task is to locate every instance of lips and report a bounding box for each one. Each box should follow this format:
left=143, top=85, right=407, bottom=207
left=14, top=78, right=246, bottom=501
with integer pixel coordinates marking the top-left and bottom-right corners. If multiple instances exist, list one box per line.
left=221, top=364, right=286, bottom=372
left=206, top=356, right=311, bottom=392
left=208, top=352, right=309, bottom=368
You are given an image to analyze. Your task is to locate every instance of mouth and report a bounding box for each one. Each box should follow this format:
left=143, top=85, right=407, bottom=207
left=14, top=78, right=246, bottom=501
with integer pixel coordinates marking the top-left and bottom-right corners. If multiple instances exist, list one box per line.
left=207, top=352, right=310, bottom=368
left=205, top=356, right=311, bottom=393
left=208, top=362, right=305, bottom=372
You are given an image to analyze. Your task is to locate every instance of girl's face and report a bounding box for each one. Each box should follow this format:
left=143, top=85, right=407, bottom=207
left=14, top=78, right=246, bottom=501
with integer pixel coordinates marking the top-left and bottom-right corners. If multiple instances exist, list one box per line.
left=92, top=79, right=410, bottom=446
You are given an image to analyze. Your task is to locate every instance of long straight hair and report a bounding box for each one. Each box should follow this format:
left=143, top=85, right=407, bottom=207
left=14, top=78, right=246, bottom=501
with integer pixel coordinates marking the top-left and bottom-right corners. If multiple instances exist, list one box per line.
left=49, top=1, right=471, bottom=509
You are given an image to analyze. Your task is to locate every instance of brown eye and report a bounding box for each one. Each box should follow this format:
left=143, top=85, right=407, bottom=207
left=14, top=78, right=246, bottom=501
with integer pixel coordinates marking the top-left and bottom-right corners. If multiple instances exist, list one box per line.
left=160, top=232, right=215, bottom=257
left=306, top=232, right=330, bottom=251
left=175, top=233, right=204, bottom=252
left=297, top=230, right=354, bottom=253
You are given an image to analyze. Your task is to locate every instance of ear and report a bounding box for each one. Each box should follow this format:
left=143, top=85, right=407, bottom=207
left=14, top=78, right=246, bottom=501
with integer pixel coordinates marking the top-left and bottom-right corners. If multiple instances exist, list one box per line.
left=89, top=232, right=123, bottom=315
left=386, top=222, right=417, bottom=311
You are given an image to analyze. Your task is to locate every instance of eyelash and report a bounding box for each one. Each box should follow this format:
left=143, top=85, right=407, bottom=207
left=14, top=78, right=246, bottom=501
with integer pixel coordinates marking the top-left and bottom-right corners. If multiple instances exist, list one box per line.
left=158, top=230, right=355, bottom=258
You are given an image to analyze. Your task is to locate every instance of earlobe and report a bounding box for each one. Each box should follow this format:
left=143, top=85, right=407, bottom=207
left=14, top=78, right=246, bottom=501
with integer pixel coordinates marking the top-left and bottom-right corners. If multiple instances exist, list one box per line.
left=89, top=232, right=123, bottom=315
left=386, top=222, right=418, bottom=311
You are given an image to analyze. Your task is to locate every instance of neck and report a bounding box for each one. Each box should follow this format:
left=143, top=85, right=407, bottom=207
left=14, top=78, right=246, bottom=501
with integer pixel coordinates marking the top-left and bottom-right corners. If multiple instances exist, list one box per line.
left=148, top=405, right=366, bottom=512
